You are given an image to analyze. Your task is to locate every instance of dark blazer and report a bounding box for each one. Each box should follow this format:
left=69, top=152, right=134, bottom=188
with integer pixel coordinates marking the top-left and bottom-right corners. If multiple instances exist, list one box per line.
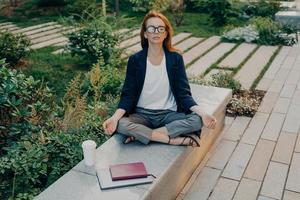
left=117, top=46, right=198, bottom=115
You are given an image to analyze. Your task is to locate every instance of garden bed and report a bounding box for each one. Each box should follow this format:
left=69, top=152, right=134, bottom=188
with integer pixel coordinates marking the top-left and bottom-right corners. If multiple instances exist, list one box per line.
left=226, top=89, right=266, bottom=117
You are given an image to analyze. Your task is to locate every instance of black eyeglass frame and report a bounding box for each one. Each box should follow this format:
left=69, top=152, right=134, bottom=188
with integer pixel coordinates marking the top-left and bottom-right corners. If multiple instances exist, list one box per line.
left=145, top=25, right=167, bottom=34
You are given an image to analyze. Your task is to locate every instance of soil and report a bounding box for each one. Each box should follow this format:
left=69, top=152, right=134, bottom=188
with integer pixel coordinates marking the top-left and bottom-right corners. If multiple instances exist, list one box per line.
left=226, top=89, right=266, bottom=118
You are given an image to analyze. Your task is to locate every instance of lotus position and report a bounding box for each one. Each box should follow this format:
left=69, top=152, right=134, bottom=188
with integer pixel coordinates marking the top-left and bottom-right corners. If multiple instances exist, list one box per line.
left=103, top=11, right=217, bottom=147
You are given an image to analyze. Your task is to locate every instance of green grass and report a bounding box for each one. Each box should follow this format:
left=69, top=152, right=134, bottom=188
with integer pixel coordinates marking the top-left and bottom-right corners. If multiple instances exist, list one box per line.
left=21, top=47, right=90, bottom=102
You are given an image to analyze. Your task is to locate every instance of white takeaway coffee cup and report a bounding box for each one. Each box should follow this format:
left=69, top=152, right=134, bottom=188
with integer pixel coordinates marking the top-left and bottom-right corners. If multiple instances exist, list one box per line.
left=82, top=140, right=97, bottom=166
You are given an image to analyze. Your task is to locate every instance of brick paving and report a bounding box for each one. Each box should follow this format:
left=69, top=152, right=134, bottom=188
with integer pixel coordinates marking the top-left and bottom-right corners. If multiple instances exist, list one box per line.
left=178, top=42, right=300, bottom=200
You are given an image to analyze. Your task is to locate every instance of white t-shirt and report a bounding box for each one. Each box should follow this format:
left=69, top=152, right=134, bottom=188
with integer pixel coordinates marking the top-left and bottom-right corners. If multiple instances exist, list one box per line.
left=136, top=54, right=177, bottom=111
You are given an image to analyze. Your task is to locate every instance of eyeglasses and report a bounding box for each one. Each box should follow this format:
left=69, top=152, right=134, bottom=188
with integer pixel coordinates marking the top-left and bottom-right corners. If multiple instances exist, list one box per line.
left=146, top=25, right=166, bottom=34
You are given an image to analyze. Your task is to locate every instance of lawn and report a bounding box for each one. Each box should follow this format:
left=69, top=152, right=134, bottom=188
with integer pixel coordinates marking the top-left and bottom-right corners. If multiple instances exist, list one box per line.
left=21, top=47, right=90, bottom=102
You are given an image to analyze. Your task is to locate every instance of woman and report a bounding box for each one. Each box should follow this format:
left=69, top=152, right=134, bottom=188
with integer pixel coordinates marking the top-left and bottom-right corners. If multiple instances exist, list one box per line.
left=103, top=11, right=217, bottom=147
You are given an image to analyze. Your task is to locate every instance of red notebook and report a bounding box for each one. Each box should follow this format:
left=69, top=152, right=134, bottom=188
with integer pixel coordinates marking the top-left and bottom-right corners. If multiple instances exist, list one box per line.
left=109, top=162, right=148, bottom=181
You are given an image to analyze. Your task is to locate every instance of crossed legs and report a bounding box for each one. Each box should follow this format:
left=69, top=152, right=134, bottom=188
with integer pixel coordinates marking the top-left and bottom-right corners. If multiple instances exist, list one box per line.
left=116, top=111, right=202, bottom=147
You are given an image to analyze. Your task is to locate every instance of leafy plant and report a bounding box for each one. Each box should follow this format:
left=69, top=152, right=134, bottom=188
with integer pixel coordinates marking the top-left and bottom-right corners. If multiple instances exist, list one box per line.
left=196, top=0, right=232, bottom=26
left=33, top=0, right=70, bottom=7
left=66, top=0, right=98, bottom=17
left=251, top=17, right=297, bottom=45
left=82, top=60, right=124, bottom=102
left=190, top=71, right=241, bottom=93
left=222, top=25, right=259, bottom=43
left=0, top=31, right=31, bottom=65
left=241, top=0, right=280, bottom=18
left=222, top=17, right=298, bottom=46
left=0, top=66, right=55, bottom=152
left=66, top=18, right=120, bottom=65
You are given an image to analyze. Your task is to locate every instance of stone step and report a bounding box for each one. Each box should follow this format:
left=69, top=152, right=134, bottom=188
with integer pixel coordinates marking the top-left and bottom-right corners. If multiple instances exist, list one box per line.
left=28, top=26, right=71, bottom=40
left=115, top=28, right=129, bottom=34
left=21, top=24, right=62, bottom=37
left=31, top=28, right=75, bottom=45
left=219, top=43, right=257, bottom=68
left=12, top=22, right=57, bottom=34
left=172, top=32, right=192, bottom=45
left=0, top=24, right=17, bottom=30
left=174, top=37, right=204, bottom=52
left=125, top=42, right=142, bottom=53
left=121, top=28, right=140, bottom=41
left=53, top=41, right=69, bottom=47
left=0, top=22, right=12, bottom=27
left=262, top=46, right=294, bottom=81
left=183, top=36, right=220, bottom=66
left=119, top=35, right=140, bottom=49
left=187, top=43, right=236, bottom=78
left=52, top=48, right=67, bottom=55
left=31, top=36, right=68, bottom=49
left=234, top=45, right=278, bottom=89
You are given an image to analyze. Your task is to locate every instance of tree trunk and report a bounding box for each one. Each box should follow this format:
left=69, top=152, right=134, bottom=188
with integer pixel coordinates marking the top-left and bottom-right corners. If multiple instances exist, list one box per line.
left=102, top=0, right=106, bottom=17
left=115, top=0, right=119, bottom=16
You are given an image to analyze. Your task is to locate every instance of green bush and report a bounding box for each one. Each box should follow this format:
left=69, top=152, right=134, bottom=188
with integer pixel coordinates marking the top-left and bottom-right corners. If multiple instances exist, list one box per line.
left=66, top=0, right=98, bottom=16
left=209, top=71, right=241, bottom=93
left=0, top=31, right=31, bottom=65
left=222, top=17, right=298, bottom=46
left=0, top=57, right=123, bottom=199
left=241, top=0, right=280, bottom=18
left=251, top=17, right=298, bottom=45
left=81, top=61, right=124, bottom=103
left=196, top=0, right=232, bottom=26
left=67, top=19, right=120, bottom=65
left=34, top=0, right=70, bottom=7
left=0, top=66, right=55, bottom=152
left=191, top=71, right=241, bottom=92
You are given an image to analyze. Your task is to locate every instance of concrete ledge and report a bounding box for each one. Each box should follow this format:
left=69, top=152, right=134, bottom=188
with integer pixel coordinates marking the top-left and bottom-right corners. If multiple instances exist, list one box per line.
left=275, top=11, right=300, bottom=28
left=35, top=84, right=232, bottom=200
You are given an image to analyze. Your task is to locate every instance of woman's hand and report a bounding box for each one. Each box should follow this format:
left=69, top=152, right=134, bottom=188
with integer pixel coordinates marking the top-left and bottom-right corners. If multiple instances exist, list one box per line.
left=190, top=105, right=217, bottom=129
left=103, top=116, right=119, bottom=136
left=202, top=114, right=217, bottom=129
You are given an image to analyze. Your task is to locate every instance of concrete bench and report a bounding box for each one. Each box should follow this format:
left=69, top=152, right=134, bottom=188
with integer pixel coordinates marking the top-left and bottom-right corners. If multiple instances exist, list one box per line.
left=275, top=11, right=300, bottom=28
left=35, top=84, right=232, bottom=200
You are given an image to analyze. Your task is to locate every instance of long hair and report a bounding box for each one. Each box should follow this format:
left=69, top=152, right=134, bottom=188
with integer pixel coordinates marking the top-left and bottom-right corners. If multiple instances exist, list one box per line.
left=140, top=11, right=179, bottom=53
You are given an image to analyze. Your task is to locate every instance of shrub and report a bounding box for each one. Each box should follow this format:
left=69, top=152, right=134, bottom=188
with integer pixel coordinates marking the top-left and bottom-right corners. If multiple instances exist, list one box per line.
left=196, top=0, right=232, bottom=26
left=222, top=25, right=259, bottom=43
left=0, top=66, right=55, bottom=153
left=190, top=71, right=241, bottom=93
left=82, top=61, right=124, bottom=102
left=251, top=17, right=298, bottom=46
left=241, top=0, right=280, bottom=18
left=34, top=0, right=70, bottom=7
left=222, top=17, right=298, bottom=46
left=0, top=31, right=31, bottom=65
left=66, top=0, right=98, bottom=17
left=67, top=19, right=120, bottom=65
left=209, top=71, right=241, bottom=93
left=129, top=0, right=170, bottom=12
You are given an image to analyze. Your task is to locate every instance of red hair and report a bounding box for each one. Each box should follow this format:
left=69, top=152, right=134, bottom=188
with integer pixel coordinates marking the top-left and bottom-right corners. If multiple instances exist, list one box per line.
left=140, top=11, right=180, bottom=53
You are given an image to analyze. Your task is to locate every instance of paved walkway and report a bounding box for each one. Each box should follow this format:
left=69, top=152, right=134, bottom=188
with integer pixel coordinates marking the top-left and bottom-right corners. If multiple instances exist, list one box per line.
left=177, top=42, right=300, bottom=200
